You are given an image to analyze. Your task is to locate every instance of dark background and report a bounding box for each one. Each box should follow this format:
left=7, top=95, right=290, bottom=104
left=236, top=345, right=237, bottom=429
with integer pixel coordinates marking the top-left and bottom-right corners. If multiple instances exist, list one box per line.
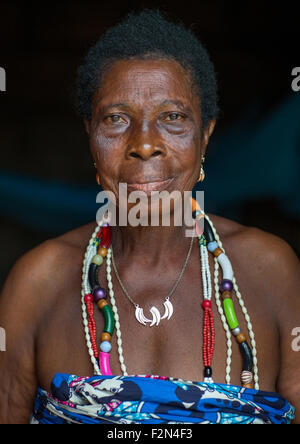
left=0, top=0, right=299, bottom=287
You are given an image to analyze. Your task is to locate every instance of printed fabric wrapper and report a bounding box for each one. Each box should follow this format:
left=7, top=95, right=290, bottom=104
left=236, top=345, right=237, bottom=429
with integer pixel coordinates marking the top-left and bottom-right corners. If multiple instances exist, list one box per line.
left=30, top=373, right=295, bottom=424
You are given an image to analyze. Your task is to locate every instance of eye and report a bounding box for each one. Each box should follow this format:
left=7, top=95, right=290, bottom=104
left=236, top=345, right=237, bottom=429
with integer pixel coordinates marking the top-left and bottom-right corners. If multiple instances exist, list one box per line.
left=105, top=114, right=127, bottom=124
left=165, top=112, right=185, bottom=121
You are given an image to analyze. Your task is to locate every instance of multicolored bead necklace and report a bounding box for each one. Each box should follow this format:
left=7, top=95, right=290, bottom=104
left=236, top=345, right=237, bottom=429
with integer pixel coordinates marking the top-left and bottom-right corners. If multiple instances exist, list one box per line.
left=81, top=199, right=259, bottom=389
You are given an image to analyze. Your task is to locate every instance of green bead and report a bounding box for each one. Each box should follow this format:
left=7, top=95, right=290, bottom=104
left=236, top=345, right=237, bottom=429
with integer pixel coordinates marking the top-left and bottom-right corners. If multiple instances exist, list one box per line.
left=102, top=304, right=115, bottom=336
left=198, top=235, right=206, bottom=246
left=92, top=254, right=104, bottom=266
left=223, top=298, right=239, bottom=330
left=93, top=238, right=100, bottom=248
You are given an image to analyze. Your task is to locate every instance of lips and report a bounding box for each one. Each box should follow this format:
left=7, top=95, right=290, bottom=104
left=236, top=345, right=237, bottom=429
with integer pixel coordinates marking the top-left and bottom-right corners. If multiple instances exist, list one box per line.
left=126, top=177, right=174, bottom=193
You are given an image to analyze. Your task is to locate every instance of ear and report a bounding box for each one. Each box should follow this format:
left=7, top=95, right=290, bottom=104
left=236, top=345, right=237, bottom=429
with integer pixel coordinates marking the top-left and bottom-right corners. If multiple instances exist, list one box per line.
left=203, top=119, right=216, bottom=148
left=202, top=118, right=216, bottom=152
left=84, top=119, right=90, bottom=135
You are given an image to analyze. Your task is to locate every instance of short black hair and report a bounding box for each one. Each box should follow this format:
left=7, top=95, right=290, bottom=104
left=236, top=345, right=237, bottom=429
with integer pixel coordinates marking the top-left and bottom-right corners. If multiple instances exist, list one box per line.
left=74, top=9, right=219, bottom=128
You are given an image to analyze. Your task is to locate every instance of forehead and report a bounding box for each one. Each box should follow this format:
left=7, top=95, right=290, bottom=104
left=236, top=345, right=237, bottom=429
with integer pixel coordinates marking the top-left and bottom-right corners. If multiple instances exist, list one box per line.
left=94, top=58, right=200, bottom=111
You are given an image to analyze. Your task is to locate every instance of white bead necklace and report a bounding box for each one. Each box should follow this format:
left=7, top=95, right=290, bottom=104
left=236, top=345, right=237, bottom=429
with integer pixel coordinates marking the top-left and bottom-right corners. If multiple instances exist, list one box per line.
left=81, top=215, right=259, bottom=389
left=205, top=213, right=259, bottom=389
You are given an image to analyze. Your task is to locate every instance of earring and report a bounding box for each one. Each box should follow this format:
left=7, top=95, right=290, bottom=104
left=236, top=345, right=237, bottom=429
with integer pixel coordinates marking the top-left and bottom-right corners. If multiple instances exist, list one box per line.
left=198, top=166, right=205, bottom=182
left=96, top=172, right=101, bottom=186
left=93, top=162, right=101, bottom=186
left=198, top=155, right=206, bottom=182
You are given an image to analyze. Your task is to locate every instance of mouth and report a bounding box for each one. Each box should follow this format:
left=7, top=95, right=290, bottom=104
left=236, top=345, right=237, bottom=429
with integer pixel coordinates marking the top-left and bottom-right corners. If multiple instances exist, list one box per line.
left=126, top=177, right=174, bottom=193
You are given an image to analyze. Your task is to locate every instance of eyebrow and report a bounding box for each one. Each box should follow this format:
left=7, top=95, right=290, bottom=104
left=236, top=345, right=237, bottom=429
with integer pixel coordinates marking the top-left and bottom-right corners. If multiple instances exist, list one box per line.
left=99, top=99, right=193, bottom=114
left=158, top=99, right=192, bottom=112
left=100, top=102, right=132, bottom=113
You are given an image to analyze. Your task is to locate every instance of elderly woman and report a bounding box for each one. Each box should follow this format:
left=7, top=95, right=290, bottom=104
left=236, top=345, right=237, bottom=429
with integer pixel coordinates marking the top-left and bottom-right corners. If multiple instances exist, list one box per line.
left=0, top=10, right=299, bottom=424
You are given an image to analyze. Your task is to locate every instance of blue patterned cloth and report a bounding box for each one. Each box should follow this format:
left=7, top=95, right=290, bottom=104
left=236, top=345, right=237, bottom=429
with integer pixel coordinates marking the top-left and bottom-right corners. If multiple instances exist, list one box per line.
left=30, top=373, right=294, bottom=424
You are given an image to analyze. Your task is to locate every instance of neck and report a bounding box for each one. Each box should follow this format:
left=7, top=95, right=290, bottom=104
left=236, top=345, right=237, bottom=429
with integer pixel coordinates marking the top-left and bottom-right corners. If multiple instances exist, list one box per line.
left=108, top=194, right=196, bottom=268
left=112, top=223, right=190, bottom=265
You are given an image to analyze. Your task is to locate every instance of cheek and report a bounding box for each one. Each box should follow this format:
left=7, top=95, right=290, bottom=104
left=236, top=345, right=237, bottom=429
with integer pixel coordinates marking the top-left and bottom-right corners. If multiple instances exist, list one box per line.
left=90, top=129, right=122, bottom=184
left=168, top=132, right=201, bottom=174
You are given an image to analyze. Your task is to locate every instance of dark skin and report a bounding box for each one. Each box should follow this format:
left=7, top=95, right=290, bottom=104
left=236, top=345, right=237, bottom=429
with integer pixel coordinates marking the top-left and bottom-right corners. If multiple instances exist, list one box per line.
left=0, top=59, right=300, bottom=424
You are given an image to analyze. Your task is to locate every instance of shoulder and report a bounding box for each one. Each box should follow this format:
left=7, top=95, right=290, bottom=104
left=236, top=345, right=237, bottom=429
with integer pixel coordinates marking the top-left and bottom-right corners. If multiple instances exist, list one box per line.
left=208, top=213, right=299, bottom=270
left=0, top=221, right=97, bottom=322
left=208, top=213, right=300, bottom=314
left=0, top=223, right=97, bottom=424
left=3, top=221, right=96, bottom=281
left=21, top=221, right=94, bottom=264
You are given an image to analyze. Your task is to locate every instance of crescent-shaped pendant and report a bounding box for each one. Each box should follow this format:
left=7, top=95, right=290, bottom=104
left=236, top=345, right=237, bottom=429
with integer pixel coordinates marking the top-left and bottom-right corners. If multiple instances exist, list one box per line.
left=161, top=299, right=174, bottom=320
left=150, top=306, right=161, bottom=327
left=135, top=302, right=173, bottom=326
left=135, top=306, right=151, bottom=325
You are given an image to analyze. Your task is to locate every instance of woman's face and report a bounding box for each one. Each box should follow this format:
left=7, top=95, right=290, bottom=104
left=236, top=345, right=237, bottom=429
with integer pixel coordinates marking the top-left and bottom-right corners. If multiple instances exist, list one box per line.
left=87, top=58, right=215, bottom=217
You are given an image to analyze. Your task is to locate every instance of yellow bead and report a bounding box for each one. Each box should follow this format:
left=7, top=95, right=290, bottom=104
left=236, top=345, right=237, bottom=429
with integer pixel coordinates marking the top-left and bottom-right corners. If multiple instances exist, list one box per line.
left=243, top=383, right=254, bottom=389
left=101, top=332, right=111, bottom=342
left=98, top=247, right=108, bottom=257
left=213, top=247, right=223, bottom=257
left=221, top=291, right=232, bottom=300
left=92, top=254, right=103, bottom=266
left=236, top=333, right=247, bottom=344
left=97, top=299, right=108, bottom=310
left=191, top=197, right=201, bottom=213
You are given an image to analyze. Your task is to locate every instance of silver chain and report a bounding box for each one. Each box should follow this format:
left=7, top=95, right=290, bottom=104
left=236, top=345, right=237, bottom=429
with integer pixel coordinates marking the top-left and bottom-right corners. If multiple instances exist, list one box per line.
left=111, top=231, right=195, bottom=308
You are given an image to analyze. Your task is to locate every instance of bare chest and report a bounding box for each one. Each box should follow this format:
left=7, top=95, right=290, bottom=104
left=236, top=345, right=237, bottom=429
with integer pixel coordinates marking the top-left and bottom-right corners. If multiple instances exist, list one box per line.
left=36, top=252, right=280, bottom=394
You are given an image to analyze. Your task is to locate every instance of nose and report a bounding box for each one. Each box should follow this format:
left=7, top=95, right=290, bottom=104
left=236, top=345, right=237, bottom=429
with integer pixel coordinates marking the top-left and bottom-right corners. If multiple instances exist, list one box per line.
left=126, top=122, right=164, bottom=160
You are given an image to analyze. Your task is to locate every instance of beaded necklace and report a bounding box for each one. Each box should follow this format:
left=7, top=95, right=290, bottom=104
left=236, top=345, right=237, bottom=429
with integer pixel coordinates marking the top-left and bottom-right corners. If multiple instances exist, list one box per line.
left=81, top=199, right=259, bottom=389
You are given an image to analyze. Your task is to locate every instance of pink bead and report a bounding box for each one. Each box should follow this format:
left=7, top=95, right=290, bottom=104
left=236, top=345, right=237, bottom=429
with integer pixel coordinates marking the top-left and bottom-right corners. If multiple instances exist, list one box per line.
left=195, top=220, right=204, bottom=237
left=99, top=352, right=112, bottom=375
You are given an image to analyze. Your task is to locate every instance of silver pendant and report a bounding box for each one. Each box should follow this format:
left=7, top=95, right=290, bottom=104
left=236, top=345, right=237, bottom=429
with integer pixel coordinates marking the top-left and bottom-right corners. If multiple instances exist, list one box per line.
left=135, top=299, right=174, bottom=327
